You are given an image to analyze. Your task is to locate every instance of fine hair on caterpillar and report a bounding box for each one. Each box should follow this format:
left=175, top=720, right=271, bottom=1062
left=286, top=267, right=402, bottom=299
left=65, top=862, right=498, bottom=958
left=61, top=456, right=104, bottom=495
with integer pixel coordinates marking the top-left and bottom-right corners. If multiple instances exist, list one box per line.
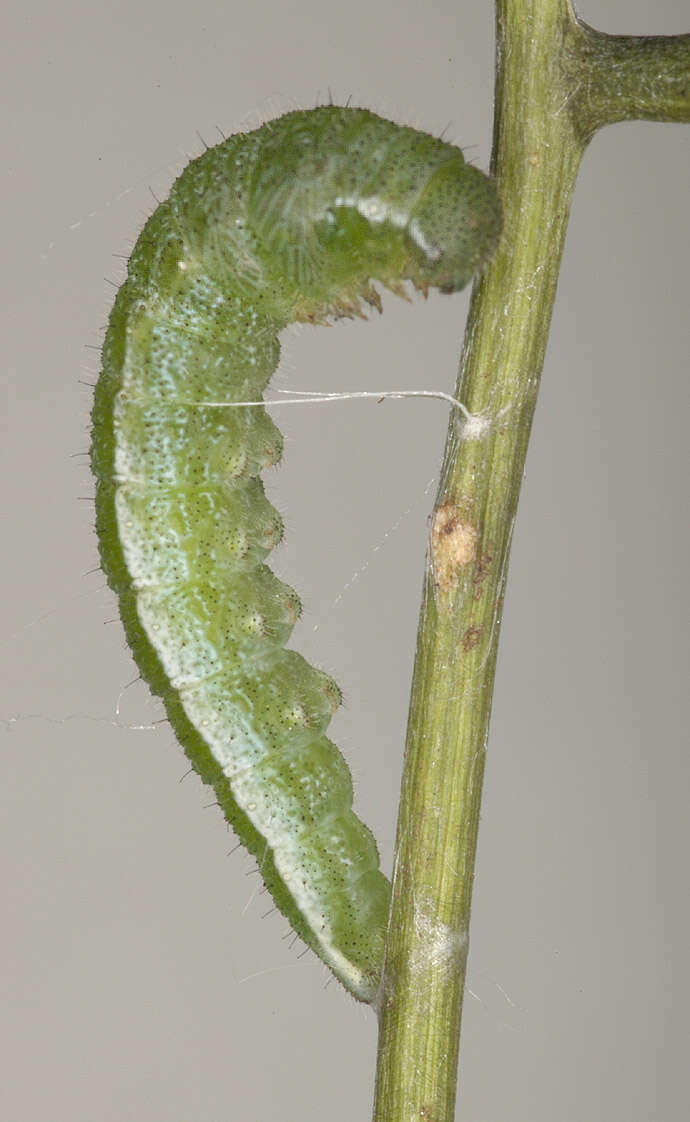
left=91, top=105, right=501, bottom=1003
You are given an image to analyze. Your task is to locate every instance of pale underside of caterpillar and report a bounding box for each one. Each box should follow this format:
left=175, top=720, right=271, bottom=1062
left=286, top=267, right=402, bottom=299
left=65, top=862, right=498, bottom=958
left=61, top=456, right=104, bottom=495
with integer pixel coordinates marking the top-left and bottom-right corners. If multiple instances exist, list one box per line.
left=91, top=106, right=501, bottom=1003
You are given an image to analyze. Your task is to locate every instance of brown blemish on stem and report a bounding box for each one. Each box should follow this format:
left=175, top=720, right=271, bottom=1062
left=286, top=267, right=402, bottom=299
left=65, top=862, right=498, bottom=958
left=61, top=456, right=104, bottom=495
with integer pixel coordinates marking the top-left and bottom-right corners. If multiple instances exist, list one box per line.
left=462, top=626, right=482, bottom=652
left=430, top=503, right=477, bottom=593
left=473, top=549, right=493, bottom=600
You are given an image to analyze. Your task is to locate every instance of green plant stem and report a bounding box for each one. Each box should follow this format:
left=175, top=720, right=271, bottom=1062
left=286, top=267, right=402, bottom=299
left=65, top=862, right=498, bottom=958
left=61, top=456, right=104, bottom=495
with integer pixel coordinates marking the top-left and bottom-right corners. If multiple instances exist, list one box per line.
left=372, top=4, right=689, bottom=1121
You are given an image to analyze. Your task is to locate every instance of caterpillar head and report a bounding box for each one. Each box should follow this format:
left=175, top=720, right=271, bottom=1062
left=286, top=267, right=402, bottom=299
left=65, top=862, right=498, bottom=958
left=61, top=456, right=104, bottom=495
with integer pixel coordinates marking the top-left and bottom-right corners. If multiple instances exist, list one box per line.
left=403, top=157, right=502, bottom=294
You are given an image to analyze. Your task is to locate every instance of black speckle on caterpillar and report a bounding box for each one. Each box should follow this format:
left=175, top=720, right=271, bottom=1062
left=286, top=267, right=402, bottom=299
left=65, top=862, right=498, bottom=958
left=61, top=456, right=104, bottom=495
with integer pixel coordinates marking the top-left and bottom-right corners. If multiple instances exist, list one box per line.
left=90, top=105, right=501, bottom=1003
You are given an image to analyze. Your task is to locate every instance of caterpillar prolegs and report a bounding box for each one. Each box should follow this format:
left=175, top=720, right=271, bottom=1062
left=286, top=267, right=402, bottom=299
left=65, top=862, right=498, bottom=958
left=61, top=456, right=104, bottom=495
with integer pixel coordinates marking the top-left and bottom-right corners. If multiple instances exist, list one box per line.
left=91, top=106, right=501, bottom=1003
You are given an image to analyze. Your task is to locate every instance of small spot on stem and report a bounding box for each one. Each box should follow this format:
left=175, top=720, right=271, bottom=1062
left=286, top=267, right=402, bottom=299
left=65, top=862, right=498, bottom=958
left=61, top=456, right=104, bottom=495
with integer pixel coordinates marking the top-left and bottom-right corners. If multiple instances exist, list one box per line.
left=431, top=502, right=477, bottom=593
left=462, top=626, right=482, bottom=652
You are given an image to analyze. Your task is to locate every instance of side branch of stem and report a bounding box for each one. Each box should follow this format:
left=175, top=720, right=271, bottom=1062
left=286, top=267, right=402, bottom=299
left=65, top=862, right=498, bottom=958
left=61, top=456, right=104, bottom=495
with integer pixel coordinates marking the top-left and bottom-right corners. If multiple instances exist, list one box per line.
left=568, top=24, right=690, bottom=137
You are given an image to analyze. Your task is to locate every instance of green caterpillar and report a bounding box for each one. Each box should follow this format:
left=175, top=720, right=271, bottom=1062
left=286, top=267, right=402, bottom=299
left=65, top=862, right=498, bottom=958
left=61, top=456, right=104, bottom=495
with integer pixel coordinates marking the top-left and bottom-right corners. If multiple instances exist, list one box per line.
left=90, top=106, right=501, bottom=1003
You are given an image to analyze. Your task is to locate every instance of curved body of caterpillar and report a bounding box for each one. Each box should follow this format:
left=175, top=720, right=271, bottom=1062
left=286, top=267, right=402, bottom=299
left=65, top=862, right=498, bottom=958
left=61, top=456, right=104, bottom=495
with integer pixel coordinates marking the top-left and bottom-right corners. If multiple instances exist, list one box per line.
left=91, top=106, right=501, bottom=1003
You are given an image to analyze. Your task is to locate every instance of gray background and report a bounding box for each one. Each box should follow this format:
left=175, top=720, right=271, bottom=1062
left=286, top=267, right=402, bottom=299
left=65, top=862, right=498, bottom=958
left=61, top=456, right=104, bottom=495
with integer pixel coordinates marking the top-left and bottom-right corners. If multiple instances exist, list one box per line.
left=2, top=1, right=687, bottom=1119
